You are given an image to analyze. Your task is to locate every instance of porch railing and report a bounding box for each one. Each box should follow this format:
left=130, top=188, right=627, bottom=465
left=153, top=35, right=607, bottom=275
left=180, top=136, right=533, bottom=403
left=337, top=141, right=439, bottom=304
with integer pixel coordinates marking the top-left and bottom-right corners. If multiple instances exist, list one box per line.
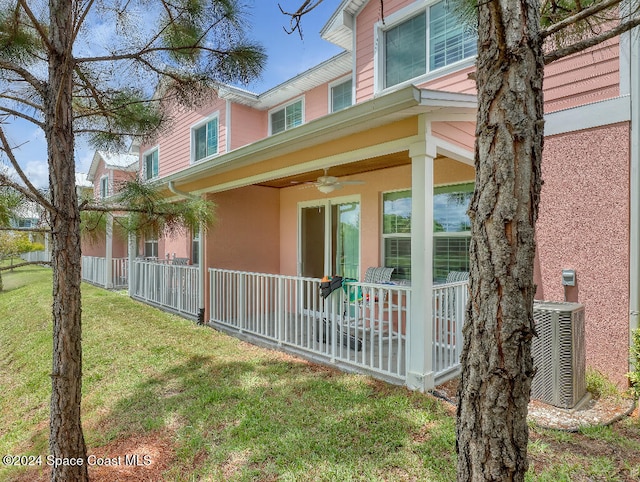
left=209, top=268, right=469, bottom=387
left=209, top=268, right=410, bottom=383
left=80, top=256, right=128, bottom=289
left=20, top=250, right=51, bottom=263
left=131, top=259, right=199, bottom=318
left=432, top=280, right=468, bottom=381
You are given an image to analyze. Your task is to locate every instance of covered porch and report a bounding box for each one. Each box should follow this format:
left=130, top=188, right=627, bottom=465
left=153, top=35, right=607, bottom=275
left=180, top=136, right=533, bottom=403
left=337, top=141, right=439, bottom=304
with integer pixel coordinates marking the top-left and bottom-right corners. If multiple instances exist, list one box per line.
left=161, top=86, right=477, bottom=390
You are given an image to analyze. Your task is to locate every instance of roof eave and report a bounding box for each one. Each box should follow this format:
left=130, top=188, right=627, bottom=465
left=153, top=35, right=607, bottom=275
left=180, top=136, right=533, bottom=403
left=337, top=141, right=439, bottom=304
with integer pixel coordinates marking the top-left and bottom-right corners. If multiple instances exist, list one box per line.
left=162, top=86, right=476, bottom=190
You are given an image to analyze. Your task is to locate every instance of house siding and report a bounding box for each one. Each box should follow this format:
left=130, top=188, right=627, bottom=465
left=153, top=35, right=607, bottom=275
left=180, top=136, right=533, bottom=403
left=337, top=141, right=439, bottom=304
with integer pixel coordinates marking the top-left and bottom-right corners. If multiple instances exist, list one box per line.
left=536, top=122, right=630, bottom=386
left=230, top=103, right=267, bottom=149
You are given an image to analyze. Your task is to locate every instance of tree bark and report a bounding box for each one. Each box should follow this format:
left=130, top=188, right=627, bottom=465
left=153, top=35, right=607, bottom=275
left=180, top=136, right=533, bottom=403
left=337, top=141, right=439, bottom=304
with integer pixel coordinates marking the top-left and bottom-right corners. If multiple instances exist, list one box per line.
left=456, top=1, right=544, bottom=481
left=47, top=0, right=88, bottom=480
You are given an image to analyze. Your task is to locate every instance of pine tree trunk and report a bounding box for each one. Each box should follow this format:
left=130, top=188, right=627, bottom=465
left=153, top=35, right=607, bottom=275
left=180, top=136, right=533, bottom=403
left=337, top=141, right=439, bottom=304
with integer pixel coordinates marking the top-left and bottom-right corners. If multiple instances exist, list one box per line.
left=47, top=0, right=88, bottom=480
left=456, top=1, right=544, bottom=481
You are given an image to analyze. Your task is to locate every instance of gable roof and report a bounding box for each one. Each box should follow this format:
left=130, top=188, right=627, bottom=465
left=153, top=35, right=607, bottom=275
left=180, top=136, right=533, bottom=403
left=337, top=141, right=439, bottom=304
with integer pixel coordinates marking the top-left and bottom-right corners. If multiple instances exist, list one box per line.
left=87, top=151, right=139, bottom=182
left=321, top=0, right=368, bottom=49
left=220, top=51, right=352, bottom=109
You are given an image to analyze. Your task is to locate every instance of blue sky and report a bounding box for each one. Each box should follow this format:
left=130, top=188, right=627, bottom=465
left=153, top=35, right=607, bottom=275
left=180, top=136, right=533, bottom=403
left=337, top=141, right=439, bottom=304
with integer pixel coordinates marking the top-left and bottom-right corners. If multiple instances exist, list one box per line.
left=3, top=0, right=344, bottom=189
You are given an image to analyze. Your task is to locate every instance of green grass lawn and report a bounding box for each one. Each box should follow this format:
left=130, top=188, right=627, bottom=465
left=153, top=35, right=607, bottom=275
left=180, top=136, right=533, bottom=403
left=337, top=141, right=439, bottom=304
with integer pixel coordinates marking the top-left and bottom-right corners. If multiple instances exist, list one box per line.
left=1, top=266, right=639, bottom=481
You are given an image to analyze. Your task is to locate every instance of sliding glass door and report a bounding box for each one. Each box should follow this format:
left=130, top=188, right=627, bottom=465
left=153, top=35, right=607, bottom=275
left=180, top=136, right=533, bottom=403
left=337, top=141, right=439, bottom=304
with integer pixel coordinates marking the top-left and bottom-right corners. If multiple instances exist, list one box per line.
left=299, top=196, right=360, bottom=280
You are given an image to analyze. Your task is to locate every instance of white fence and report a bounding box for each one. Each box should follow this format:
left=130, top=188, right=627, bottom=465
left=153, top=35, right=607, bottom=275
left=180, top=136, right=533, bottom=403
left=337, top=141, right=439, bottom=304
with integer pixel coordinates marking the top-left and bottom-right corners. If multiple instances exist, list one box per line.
left=20, top=250, right=51, bottom=263
left=209, top=268, right=468, bottom=385
left=209, top=269, right=410, bottom=383
left=80, top=256, right=128, bottom=289
left=131, top=259, right=199, bottom=318
left=432, top=280, right=468, bottom=381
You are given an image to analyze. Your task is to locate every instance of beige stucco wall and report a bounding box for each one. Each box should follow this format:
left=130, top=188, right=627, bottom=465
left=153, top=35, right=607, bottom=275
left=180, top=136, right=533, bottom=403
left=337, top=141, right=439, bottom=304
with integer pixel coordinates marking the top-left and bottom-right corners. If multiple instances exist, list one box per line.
left=278, top=159, right=474, bottom=279
left=206, top=185, right=281, bottom=273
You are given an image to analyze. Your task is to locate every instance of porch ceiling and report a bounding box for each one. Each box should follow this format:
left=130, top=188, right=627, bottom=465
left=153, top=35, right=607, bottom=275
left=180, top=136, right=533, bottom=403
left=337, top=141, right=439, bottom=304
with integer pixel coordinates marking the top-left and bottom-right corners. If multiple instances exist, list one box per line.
left=256, top=151, right=417, bottom=188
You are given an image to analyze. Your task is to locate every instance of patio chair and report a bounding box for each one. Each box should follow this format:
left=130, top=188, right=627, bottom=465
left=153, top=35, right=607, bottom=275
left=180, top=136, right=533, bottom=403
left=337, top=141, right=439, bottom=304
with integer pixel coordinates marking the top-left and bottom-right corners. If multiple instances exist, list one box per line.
left=445, top=271, right=469, bottom=283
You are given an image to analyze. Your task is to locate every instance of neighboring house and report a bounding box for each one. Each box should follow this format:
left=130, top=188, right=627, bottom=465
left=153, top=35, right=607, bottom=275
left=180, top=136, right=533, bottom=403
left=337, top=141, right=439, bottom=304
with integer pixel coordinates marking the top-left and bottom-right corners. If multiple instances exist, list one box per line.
left=128, top=0, right=638, bottom=391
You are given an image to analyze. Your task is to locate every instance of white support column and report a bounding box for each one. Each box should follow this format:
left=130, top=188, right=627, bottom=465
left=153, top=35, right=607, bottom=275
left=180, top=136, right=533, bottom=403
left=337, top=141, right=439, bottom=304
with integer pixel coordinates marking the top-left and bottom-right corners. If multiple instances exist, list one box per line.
left=127, top=232, right=136, bottom=297
left=629, top=26, right=640, bottom=347
left=105, top=214, right=113, bottom=288
left=407, top=124, right=436, bottom=391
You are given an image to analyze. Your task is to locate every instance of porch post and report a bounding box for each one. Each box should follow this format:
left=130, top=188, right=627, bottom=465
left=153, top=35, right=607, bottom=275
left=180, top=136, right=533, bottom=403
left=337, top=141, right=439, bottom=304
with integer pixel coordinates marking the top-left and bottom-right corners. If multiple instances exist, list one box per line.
left=105, top=214, right=113, bottom=288
left=127, top=232, right=136, bottom=297
left=407, top=129, right=436, bottom=391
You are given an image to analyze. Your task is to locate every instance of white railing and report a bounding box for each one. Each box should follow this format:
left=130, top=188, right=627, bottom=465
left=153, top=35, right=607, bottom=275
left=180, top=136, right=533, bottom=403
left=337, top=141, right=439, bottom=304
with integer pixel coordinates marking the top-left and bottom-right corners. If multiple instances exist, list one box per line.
left=432, top=280, right=469, bottom=380
left=111, top=258, right=128, bottom=289
left=209, top=269, right=410, bottom=382
left=20, top=250, right=51, bottom=263
left=81, top=256, right=107, bottom=286
left=80, top=256, right=128, bottom=289
left=131, top=259, right=199, bottom=318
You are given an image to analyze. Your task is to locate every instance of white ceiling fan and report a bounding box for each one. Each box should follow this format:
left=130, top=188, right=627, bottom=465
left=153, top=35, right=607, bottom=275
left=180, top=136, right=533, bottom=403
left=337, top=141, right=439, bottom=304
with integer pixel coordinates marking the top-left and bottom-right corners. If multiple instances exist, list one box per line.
left=312, top=168, right=364, bottom=193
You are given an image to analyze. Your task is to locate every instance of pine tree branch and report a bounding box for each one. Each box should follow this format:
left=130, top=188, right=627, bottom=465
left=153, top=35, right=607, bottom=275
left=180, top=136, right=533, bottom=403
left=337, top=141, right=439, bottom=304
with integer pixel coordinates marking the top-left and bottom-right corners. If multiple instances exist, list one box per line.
left=0, top=260, right=51, bottom=271
left=0, top=92, right=43, bottom=112
left=0, top=60, right=46, bottom=96
left=0, top=106, right=44, bottom=127
left=540, top=0, right=621, bottom=39
left=16, top=0, right=54, bottom=53
left=544, top=15, right=640, bottom=64
left=0, top=226, right=49, bottom=232
left=0, top=128, right=55, bottom=212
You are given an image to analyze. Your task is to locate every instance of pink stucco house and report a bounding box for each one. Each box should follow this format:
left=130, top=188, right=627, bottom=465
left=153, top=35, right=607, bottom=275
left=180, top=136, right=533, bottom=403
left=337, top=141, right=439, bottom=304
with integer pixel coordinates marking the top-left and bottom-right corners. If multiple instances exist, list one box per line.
left=85, top=0, right=639, bottom=391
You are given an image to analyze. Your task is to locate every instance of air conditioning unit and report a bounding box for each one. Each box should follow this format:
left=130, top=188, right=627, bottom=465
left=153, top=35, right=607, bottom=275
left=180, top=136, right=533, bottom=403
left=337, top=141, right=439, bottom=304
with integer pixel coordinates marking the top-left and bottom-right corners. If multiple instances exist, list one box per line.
left=531, top=301, right=586, bottom=409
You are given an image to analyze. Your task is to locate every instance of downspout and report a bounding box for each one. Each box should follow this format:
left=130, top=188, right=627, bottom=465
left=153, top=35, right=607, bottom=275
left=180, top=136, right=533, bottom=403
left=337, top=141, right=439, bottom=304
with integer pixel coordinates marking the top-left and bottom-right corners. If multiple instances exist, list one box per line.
left=168, top=181, right=205, bottom=325
left=630, top=25, right=640, bottom=357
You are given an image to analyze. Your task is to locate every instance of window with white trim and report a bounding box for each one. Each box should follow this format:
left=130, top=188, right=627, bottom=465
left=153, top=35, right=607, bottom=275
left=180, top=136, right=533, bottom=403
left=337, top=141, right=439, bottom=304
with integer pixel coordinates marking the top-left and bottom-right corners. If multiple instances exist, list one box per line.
left=144, top=233, right=158, bottom=258
left=381, top=183, right=474, bottom=282
left=433, top=182, right=473, bottom=282
left=192, top=115, right=219, bottom=163
left=144, top=147, right=159, bottom=180
left=330, top=78, right=353, bottom=112
left=99, top=175, right=109, bottom=199
left=382, top=190, right=412, bottom=280
left=381, top=0, right=477, bottom=89
left=270, top=99, right=303, bottom=135
left=192, top=228, right=200, bottom=265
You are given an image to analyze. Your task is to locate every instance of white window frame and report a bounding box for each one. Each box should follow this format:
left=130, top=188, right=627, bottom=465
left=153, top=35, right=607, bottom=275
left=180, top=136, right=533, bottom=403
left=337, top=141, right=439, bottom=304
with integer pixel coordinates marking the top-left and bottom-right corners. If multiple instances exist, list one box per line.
left=373, top=0, right=477, bottom=93
left=190, top=112, right=220, bottom=164
left=143, top=146, right=160, bottom=181
left=99, top=175, right=109, bottom=199
left=328, top=75, right=354, bottom=113
left=269, top=97, right=305, bottom=135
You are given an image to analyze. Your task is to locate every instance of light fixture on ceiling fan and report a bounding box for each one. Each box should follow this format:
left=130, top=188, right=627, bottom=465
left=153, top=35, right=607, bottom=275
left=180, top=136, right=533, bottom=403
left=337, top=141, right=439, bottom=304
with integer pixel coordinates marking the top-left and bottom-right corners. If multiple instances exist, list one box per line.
left=313, top=168, right=364, bottom=193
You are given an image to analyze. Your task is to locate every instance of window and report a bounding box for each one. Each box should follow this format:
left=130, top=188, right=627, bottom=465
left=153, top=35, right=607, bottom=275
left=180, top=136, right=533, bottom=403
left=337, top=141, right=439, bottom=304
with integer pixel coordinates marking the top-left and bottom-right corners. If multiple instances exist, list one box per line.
left=381, top=0, right=477, bottom=89
left=381, top=183, right=474, bottom=282
left=192, top=115, right=218, bottom=162
left=99, top=176, right=109, bottom=199
left=192, top=229, right=200, bottom=265
left=433, top=183, right=474, bottom=282
left=270, top=99, right=303, bottom=135
left=382, top=190, right=412, bottom=280
left=144, top=234, right=158, bottom=258
left=330, top=78, right=353, bottom=112
left=144, top=148, right=159, bottom=180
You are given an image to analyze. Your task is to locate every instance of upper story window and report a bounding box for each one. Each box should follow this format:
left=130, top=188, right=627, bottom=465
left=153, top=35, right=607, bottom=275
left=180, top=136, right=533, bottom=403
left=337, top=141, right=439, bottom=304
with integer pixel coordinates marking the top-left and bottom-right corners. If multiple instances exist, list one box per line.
left=270, top=98, right=303, bottom=135
left=99, top=175, right=109, bottom=199
left=381, top=0, right=477, bottom=90
left=192, top=114, right=219, bottom=163
left=330, top=78, right=353, bottom=112
left=144, top=147, right=159, bottom=181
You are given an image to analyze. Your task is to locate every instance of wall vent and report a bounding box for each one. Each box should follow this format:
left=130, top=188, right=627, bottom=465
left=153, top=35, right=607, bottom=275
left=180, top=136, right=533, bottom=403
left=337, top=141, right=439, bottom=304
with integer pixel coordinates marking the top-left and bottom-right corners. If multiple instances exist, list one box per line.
left=531, top=301, right=586, bottom=409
